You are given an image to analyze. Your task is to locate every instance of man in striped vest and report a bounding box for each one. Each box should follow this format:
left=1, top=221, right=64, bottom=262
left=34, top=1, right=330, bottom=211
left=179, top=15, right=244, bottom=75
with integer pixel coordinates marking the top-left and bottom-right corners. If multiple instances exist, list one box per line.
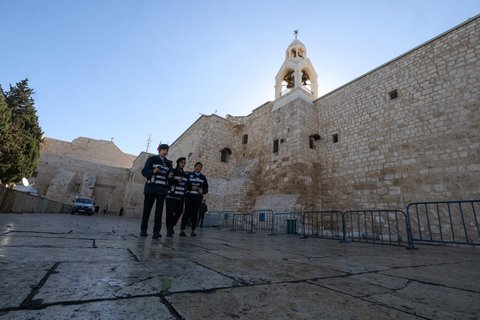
left=180, top=162, right=208, bottom=237
left=165, top=157, right=187, bottom=237
left=140, top=143, right=173, bottom=239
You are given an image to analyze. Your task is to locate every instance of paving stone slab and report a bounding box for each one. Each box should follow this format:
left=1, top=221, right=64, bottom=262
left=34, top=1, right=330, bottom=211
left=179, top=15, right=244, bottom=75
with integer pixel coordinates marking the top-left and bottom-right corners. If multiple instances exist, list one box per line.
left=288, top=248, right=472, bottom=275
left=0, top=296, right=175, bottom=320
left=0, top=234, right=94, bottom=248
left=365, top=280, right=480, bottom=320
left=36, top=259, right=236, bottom=303
left=0, top=247, right=133, bottom=264
left=311, top=273, right=410, bottom=298
left=381, top=260, right=480, bottom=292
left=192, top=254, right=346, bottom=284
left=166, top=282, right=420, bottom=320
left=0, top=263, right=53, bottom=309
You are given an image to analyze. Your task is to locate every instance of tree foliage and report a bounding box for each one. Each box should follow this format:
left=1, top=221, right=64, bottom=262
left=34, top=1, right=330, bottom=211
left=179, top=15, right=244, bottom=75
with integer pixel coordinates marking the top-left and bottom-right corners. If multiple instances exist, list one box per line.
left=0, top=79, right=43, bottom=186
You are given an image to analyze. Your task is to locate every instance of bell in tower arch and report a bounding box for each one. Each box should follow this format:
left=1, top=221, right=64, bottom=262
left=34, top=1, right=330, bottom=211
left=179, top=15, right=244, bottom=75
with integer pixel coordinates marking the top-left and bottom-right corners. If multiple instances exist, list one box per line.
left=283, top=70, right=295, bottom=89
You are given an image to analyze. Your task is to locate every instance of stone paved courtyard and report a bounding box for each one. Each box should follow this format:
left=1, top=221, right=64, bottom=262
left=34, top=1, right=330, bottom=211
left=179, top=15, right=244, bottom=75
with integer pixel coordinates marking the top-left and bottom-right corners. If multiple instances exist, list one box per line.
left=0, top=213, right=479, bottom=319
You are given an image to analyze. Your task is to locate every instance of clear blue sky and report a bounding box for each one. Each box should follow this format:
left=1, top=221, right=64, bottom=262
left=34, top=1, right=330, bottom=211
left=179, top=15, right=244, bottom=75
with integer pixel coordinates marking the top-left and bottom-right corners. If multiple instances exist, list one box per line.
left=1, top=0, right=479, bottom=156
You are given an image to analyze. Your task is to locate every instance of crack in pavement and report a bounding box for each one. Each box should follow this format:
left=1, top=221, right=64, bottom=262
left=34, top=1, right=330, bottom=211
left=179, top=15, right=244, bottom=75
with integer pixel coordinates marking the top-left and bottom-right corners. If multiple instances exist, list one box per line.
left=19, top=262, right=60, bottom=309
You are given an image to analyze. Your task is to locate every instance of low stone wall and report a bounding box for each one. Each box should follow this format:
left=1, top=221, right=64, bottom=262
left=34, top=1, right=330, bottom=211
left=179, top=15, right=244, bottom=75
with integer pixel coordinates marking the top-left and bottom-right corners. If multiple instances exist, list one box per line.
left=0, top=186, right=72, bottom=213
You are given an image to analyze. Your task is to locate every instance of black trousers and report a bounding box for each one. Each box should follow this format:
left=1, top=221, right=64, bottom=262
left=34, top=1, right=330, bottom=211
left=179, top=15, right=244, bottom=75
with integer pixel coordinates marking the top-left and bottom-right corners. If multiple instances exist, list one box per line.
left=165, top=197, right=184, bottom=230
left=181, top=199, right=201, bottom=231
left=140, top=193, right=166, bottom=235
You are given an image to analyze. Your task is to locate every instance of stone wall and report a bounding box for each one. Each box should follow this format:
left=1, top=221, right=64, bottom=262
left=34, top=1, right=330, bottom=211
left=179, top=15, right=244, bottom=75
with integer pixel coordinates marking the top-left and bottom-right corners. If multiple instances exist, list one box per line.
left=0, top=185, right=72, bottom=214
left=43, top=137, right=136, bottom=168
left=168, top=16, right=480, bottom=213
left=315, top=16, right=480, bottom=210
left=33, top=137, right=135, bottom=214
left=121, top=152, right=153, bottom=217
left=35, top=153, right=130, bottom=213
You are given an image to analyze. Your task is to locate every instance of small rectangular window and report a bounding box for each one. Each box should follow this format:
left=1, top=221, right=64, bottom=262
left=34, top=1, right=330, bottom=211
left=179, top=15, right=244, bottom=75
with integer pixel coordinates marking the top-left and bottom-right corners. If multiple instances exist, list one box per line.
left=389, top=89, right=398, bottom=100
left=332, top=134, right=339, bottom=143
left=242, top=134, right=248, bottom=144
left=72, top=183, right=81, bottom=193
left=273, top=139, right=279, bottom=153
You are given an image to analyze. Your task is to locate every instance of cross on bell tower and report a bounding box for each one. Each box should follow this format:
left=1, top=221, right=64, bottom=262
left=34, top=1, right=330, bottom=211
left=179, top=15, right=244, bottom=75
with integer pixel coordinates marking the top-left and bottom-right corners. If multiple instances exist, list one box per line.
left=274, top=30, right=318, bottom=99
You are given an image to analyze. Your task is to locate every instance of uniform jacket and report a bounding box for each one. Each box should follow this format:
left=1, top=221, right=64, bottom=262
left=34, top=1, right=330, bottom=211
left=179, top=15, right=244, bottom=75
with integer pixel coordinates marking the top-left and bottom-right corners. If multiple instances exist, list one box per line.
left=167, top=167, right=187, bottom=200
left=185, top=172, right=208, bottom=202
left=141, top=155, right=173, bottom=195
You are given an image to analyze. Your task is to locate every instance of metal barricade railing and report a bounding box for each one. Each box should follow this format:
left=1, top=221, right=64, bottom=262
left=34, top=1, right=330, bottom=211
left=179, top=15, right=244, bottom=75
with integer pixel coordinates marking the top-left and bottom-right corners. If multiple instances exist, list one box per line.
left=302, top=210, right=344, bottom=240
left=231, top=213, right=252, bottom=231
left=209, top=200, right=480, bottom=249
left=343, top=210, right=412, bottom=248
left=203, top=211, right=221, bottom=227
left=218, top=211, right=235, bottom=229
left=250, top=209, right=274, bottom=233
left=270, top=212, right=303, bottom=236
left=406, top=200, right=480, bottom=246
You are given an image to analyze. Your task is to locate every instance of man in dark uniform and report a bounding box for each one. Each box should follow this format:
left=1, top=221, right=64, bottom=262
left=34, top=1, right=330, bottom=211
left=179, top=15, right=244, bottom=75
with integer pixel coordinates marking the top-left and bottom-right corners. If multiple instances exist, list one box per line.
left=165, top=157, right=187, bottom=237
left=180, top=162, right=208, bottom=237
left=140, top=143, right=172, bottom=239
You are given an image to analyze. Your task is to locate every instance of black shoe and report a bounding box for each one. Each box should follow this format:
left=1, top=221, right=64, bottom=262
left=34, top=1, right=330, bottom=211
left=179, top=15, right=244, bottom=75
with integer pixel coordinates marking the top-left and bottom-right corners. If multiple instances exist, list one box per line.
left=179, top=231, right=187, bottom=237
left=140, top=231, right=148, bottom=237
left=166, top=229, right=173, bottom=237
left=152, top=233, right=161, bottom=239
left=190, top=231, right=196, bottom=237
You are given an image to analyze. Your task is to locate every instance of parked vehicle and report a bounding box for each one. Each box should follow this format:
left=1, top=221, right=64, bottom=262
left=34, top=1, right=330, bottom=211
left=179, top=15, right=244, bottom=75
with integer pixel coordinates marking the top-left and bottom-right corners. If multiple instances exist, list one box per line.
left=71, top=197, right=95, bottom=215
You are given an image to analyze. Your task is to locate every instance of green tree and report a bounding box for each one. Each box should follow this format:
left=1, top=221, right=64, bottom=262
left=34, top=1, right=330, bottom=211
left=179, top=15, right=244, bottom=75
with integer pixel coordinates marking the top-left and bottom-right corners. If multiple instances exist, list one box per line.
left=0, top=87, right=14, bottom=182
left=0, top=79, right=43, bottom=186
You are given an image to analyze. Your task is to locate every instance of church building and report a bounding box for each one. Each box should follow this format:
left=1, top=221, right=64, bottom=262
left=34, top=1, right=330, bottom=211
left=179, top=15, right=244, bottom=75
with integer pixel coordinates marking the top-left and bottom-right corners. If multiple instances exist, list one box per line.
left=33, top=15, right=480, bottom=216
left=167, top=16, right=480, bottom=213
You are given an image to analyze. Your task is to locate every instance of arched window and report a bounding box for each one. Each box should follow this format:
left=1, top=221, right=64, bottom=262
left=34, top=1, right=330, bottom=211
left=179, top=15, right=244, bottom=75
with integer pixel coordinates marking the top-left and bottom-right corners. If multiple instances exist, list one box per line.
left=220, top=148, right=232, bottom=163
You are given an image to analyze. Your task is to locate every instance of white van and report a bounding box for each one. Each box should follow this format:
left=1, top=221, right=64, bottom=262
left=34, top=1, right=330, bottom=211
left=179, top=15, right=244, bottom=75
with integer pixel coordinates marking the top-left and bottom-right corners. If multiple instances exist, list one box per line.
left=71, top=197, right=95, bottom=215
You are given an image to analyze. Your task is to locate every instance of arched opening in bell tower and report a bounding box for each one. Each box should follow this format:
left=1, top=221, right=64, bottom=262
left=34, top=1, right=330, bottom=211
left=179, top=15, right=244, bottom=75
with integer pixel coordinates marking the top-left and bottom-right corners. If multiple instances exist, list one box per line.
left=281, top=69, right=295, bottom=95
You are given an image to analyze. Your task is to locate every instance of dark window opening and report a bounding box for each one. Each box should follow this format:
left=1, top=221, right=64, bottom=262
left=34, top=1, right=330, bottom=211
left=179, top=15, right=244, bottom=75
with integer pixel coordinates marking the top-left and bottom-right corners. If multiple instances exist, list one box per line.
left=273, top=139, right=279, bottom=153
left=333, top=134, right=339, bottom=143
left=389, top=89, right=398, bottom=100
left=242, top=134, right=248, bottom=144
left=72, top=183, right=81, bottom=193
left=309, top=134, right=321, bottom=149
left=220, top=148, right=232, bottom=163
left=187, top=152, right=192, bottom=158
left=32, top=171, right=38, bottom=177
left=280, top=138, right=285, bottom=143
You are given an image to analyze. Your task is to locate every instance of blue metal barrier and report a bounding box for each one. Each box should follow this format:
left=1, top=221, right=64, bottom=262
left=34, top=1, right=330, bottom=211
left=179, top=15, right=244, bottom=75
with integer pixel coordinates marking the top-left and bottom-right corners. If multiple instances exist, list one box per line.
left=270, top=212, right=303, bottom=236
left=219, top=211, right=235, bottom=228
left=302, top=210, right=344, bottom=240
left=343, top=210, right=411, bottom=247
left=231, top=213, right=251, bottom=231
left=251, top=210, right=274, bottom=233
left=406, top=200, right=480, bottom=246
left=203, top=211, right=221, bottom=227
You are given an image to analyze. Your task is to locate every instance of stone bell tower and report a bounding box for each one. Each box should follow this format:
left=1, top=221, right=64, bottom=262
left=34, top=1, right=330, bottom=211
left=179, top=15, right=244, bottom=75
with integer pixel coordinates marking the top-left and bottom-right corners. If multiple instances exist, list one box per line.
left=274, top=30, right=318, bottom=99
